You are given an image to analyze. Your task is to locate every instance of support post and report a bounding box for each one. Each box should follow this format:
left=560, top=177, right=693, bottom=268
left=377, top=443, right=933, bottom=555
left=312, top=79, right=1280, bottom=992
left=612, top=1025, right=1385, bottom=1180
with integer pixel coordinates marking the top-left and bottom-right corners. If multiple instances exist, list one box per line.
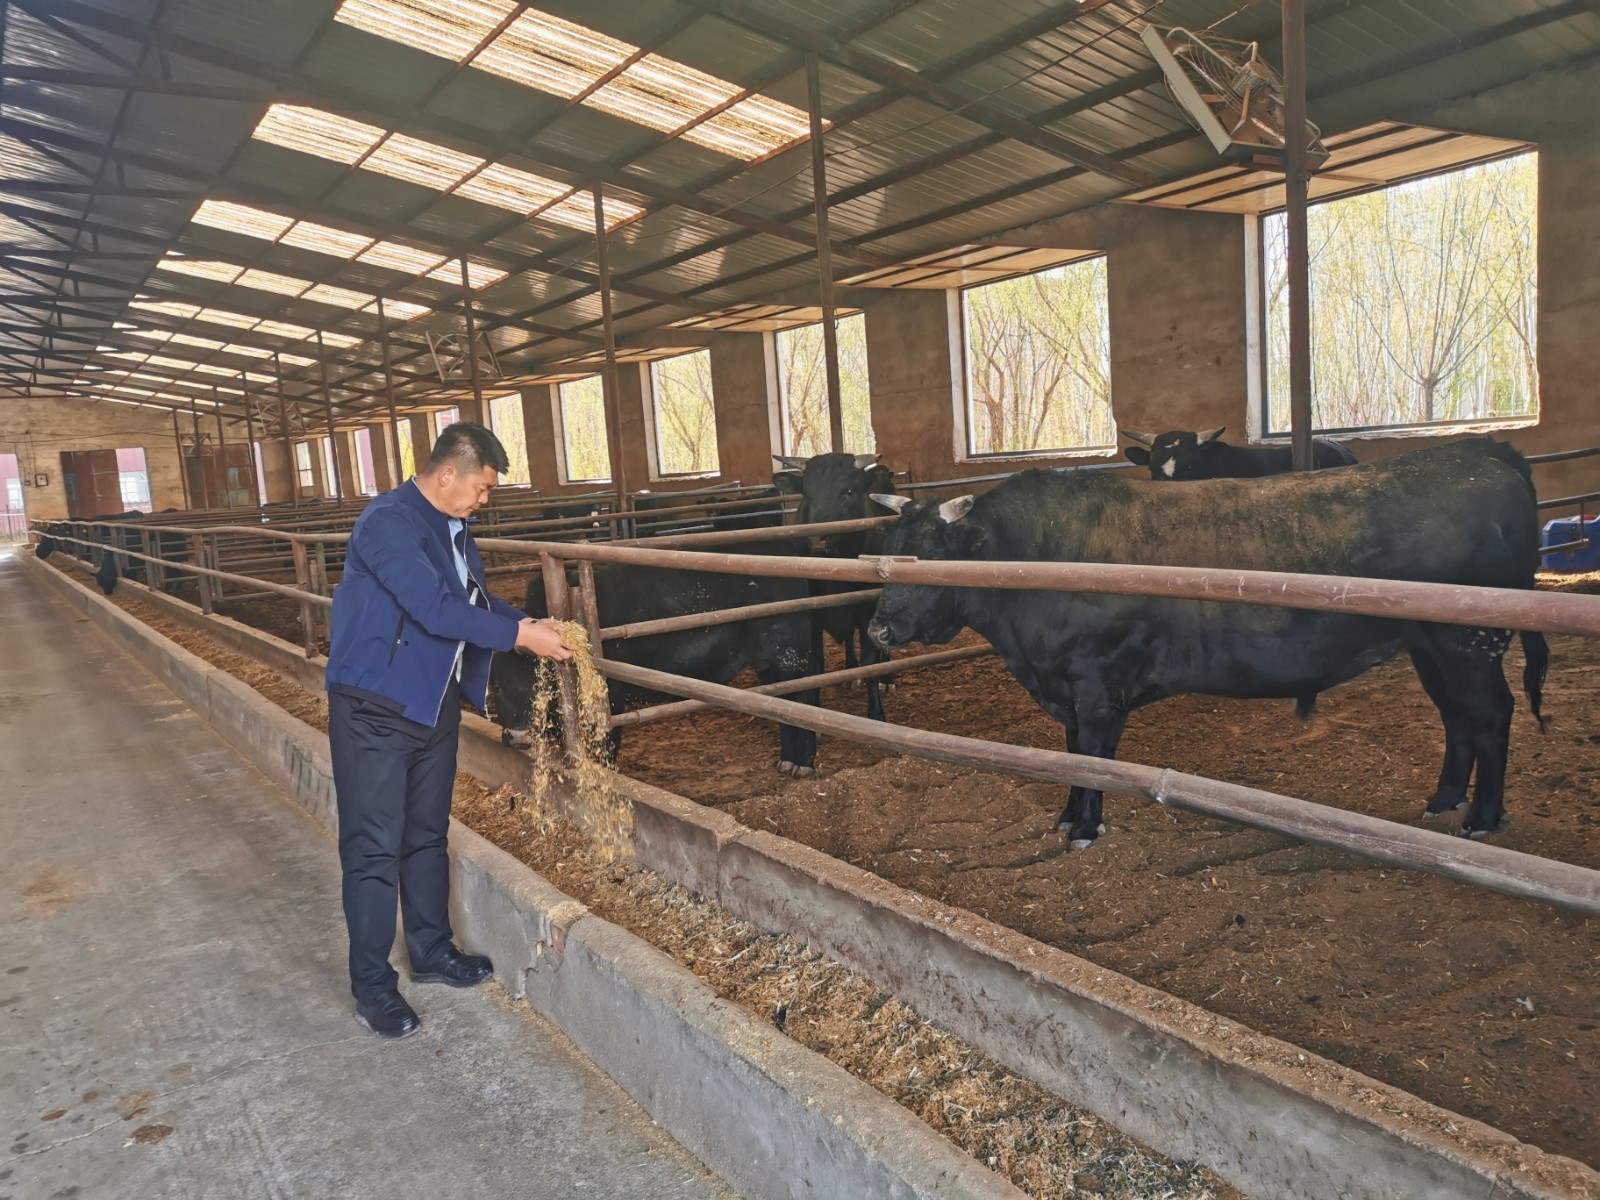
left=172, top=411, right=191, bottom=510
left=1282, top=0, right=1314, bottom=472
left=576, top=559, right=603, bottom=658
left=289, top=539, right=316, bottom=656
left=189, top=395, right=203, bottom=509
left=461, top=257, right=484, bottom=424
left=190, top=531, right=212, bottom=614
left=540, top=550, right=584, bottom=760
left=317, top=331, right=342, bottom=501
left=379, top=297, right=404, bottom=485
left=242, top=374, right=261, bottom=507
left=592, top=181, right=629, bottom=518
left=213, top=386, right=231, bottom=509
left=807, top=52, right=845, bottom=454
left=276, top=353, right=300, bottom=505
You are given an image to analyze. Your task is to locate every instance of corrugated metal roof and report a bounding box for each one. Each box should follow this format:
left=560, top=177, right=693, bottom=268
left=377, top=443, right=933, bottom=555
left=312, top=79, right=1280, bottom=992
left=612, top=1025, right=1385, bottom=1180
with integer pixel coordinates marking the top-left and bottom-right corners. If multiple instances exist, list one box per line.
left=2, top=0, right=1598, bottom=416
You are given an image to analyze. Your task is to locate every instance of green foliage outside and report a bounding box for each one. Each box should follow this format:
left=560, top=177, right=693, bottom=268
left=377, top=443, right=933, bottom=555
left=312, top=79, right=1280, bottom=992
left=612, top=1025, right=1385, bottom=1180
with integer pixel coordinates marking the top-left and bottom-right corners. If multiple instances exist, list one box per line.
left=561, top=376, right=612, bottom=482
left=651, top=350, right=720, bottom=475
left=778, top=313, right=874, bottom=457
left=1265, top=153, right=1538, bottom=432
left=963, top=258, right=1113, bottom=456
left=488, top=393, right=531, bottom=484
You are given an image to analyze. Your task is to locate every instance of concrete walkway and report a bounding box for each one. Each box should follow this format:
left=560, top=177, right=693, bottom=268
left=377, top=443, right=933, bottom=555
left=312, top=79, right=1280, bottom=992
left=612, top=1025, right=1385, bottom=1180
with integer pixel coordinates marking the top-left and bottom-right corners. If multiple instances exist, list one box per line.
left=0, top=549, right=735, bottom=1200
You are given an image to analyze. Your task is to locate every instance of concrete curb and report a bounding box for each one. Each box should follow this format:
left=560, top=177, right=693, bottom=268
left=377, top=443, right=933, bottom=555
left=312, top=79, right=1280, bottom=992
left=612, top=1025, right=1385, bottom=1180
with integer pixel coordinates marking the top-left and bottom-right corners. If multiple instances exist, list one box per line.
left=34, top=555, right=1600, bottom=1199
left=22, top=552, right=1025, bottom=1200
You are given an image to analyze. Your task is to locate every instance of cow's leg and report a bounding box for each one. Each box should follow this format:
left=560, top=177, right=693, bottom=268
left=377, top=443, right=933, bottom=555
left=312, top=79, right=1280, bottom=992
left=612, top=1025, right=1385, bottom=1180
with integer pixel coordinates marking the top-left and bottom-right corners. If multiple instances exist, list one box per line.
left=1409, top=648, right=1474, bottom=816
left=859, top=616, right=887, bottom=723
left=1053, top=700, right=1126, bottom=850
left=1425, top=629, right=1516, bottom=837
left=761, top=661, right=819, bottom=776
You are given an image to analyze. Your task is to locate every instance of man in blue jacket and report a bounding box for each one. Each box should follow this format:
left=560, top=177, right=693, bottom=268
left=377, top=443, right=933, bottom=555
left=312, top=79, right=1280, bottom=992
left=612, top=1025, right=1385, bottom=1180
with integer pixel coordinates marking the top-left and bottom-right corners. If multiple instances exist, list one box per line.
left=326, top=421, right=570, bottom=1039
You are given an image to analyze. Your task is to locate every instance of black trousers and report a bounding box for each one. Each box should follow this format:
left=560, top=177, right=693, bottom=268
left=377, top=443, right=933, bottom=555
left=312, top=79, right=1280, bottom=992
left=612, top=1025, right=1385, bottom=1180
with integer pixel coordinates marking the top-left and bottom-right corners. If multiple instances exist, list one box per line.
left=327, top=690, right=460, bottom=1001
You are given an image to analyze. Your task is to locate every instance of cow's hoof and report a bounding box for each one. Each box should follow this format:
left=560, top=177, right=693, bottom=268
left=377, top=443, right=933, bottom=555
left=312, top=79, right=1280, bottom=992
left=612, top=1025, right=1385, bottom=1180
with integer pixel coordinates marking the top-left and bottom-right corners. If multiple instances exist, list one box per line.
left=790, top=765, right=816, bottom=779
left=1069, top=837, right=1097, bottom=851
left=776, top=760, right=795, bottom=776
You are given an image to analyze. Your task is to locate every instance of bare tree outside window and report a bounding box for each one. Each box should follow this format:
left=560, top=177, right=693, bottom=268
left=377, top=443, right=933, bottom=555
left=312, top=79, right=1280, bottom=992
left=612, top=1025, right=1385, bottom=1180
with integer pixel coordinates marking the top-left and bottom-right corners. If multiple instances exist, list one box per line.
left=776, top=313, right=874, bottom=456
left=396, top=422, right=415, bottom=480
left=1264, top=152, right=1538, bottom=433
left=650, top=350, right=720, bottom=475
left=560, top=376, right=611, bottom=482
left=963, top=258, right=1113, bottom=456
left=487, top=393, right=531, bottom=484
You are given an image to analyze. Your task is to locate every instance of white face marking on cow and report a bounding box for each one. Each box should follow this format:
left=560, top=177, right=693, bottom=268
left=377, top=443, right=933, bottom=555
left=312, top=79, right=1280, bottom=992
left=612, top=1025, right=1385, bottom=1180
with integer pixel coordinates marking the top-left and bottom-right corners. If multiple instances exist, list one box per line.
left=1160, top=458, right=1177, bottom=478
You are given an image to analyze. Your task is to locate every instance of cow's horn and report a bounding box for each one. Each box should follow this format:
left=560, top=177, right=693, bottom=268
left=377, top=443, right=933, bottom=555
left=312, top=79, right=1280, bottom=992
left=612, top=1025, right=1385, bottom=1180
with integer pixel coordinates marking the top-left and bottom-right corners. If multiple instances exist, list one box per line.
left=870, top=493, right=911, bottom=512
left=1198, top=425, right=1226, bottom=444
left=853, top=453, right=881, bottom=470
left=937, top=495, right=975, bottom=523
left=1120, top=430, right=1155, bottom=447
left=773, top=454, right=808, bottom=471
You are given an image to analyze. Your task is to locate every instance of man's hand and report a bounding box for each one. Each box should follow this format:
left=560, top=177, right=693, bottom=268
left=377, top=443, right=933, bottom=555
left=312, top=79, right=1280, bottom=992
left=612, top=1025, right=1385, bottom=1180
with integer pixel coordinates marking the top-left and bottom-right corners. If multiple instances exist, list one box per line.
left=516, top=616, right=573, bottom=661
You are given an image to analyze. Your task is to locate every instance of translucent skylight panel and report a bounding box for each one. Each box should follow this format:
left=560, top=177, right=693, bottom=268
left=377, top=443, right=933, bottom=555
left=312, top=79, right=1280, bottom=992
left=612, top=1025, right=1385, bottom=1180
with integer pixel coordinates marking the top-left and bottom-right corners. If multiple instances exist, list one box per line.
left=255, top=104, right=385, bottom=164
left=301, top=283, right=375, bottom=309
left=336, top=0, right=513, bottom=62
left=363, top=132, right=479, bottom=191
left=234, top=267, right=313, bottom=297
left=192, top=199, right=294, bottom=241
left=249, top=101, right=631, bottom=228
left=333, top=0, right=814, bottom=160
left=157, top=257, right=243, bottom=284
left=371, top=297, right=430, bottom=321
left=477, top=9, right=632, bottom=96
left=169, top=332, right=229, bottom=351
left=355, top=240, right=448, bottom=275
left=279, top=220, right=377, bottom=258
left=254, top=318, right=362, bottom=349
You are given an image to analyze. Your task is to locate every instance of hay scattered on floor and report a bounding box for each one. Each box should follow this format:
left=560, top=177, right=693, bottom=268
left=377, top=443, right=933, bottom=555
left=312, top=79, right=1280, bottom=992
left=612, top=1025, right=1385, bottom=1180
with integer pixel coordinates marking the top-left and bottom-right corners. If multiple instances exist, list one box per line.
left=88, top=571, right=1237, bottom=1199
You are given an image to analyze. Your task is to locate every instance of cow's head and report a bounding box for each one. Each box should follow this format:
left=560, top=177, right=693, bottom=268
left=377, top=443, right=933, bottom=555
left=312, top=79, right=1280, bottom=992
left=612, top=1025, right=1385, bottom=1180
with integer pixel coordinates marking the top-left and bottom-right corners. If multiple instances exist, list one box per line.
left=866, top=493, right=985, bottom=650
left=772, top=452, right=894, bottom=553
left=1122, top=427, right=1226, bottom=480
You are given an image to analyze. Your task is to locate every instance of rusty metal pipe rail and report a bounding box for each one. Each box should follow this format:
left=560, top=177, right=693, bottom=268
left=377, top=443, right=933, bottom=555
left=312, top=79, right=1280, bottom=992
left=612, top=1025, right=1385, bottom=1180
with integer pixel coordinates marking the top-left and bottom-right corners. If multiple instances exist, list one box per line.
left=44, top=531, right=331, bottom=608
left=1536, top=489, right=1600, bottom=511
left=1526, top=445, right=1600, bottom=464
left=476, top=539, right=1600, bottom=638
left=598, top=659, right=1600, bottom=918
left=600, top=588, right=881, bottom=642
left=607, top=642, right=995, bottom=730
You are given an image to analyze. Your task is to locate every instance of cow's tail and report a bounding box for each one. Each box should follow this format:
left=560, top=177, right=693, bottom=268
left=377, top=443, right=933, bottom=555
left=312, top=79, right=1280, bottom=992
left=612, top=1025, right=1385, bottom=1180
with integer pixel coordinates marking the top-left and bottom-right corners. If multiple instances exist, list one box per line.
left=1294, top=693, right=1317, bottom=723
left=1521, top=631, right=1549, bottom=732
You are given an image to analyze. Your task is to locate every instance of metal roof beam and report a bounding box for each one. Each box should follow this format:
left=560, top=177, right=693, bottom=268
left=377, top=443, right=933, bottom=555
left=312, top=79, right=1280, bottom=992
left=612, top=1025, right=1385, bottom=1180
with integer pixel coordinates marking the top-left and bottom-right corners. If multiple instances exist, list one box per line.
left=677, top=0, right=1154, bottom=187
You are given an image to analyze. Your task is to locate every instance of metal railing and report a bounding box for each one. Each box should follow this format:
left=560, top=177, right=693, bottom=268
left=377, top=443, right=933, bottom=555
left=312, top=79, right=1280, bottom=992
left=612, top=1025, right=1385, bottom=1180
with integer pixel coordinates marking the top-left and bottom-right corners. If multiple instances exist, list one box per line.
left=31, top=481, right=1600, bottom=917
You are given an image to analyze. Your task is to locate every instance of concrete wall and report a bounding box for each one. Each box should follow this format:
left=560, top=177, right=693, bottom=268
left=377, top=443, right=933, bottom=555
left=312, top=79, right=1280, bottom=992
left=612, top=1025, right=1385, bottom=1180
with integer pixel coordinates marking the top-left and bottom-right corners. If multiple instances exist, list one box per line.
left=0, top=396, right=254, bottom=520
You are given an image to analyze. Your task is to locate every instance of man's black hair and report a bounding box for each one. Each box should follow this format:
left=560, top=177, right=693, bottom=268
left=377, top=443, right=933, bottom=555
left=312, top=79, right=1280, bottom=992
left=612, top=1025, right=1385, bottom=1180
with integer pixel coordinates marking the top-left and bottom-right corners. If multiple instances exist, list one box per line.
left=424, top=421, right=509, bottom=477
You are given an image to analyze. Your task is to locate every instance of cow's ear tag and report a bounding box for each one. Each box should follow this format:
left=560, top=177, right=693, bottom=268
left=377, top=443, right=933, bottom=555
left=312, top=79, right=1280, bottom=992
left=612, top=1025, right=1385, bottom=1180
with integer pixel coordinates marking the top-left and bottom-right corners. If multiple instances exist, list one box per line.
left=936, top=495, right=975, bottom=523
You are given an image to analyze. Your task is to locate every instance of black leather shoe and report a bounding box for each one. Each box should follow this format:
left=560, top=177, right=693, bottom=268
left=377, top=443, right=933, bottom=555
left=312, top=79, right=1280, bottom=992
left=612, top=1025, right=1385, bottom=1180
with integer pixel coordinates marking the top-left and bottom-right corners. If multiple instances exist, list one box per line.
left=354, top=990, right=421, bottom=1040
left=410, top=947, right=493, bottom=988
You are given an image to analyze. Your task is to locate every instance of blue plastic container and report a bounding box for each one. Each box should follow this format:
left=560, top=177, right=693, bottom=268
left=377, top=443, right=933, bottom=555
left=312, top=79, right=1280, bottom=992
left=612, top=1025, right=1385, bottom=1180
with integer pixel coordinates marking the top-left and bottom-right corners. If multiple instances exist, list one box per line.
left=1541, top=515, right=1600, bottom=572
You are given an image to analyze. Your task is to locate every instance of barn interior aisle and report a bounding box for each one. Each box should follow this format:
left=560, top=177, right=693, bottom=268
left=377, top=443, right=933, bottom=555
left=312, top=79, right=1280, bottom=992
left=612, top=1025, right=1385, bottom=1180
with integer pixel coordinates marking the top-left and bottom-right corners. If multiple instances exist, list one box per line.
left=0, top=552, right=730, bottom=1200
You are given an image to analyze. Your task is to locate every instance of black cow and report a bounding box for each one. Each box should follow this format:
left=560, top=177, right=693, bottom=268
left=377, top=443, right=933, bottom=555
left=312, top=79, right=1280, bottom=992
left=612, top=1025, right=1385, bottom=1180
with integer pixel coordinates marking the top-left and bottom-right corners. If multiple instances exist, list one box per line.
left=1122, top=426, right=1357, bottom=480
left=772, top=452, right=895, bottom=722
left=633, top=486, right=785, bottom=536
left=867, top=438, right=1548, bottom=848
left=94, top=510, right=190, bottom=593
left=34, top=520, right=71, bottom=559
left=490, top=553, right=823, bottom=774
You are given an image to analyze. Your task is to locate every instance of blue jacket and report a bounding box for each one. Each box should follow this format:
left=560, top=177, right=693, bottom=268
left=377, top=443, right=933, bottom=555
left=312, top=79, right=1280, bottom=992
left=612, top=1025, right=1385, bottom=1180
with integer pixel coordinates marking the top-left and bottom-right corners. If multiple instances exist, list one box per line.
left=325, top=479, right=525, bottom=726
